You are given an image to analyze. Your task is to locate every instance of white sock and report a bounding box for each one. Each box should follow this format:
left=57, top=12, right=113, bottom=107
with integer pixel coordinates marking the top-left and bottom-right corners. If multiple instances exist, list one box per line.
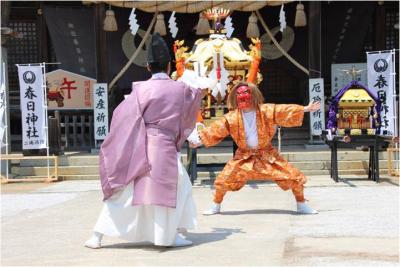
left=202, top=203, right=221, bottom=215
left=174, top=233, right=193, bottom=247
left=296, top=202, right=318, bottom=214
left=84, top=232, right=103, bottom=249
left=91, top=231, right=103, bottom=242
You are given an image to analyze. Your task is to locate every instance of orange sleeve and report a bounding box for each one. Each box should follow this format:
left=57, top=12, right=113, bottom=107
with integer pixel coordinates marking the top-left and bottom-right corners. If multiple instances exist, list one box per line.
left=199, top=117, right=230, bottom=147
left=196, top=111, right=204, bottom=123
left=273, top=104, right=305, bottom=127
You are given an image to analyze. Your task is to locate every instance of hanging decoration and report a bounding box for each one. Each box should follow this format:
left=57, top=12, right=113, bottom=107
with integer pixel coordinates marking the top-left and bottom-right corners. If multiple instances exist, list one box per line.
left=246, top=12, right=260, bottom=38
left=95, top=1, right=288, bottom=13
left=154, top=13, right=167, bottom=36
left=224, top=16, right=234, bottom=38
left=168, top=11, right=178, bottom=38
left=294, top=2, right=307, bottom=27
left=279, top=4, right=286, bottom=32
left=109, top=13, right=158, bottom=90
left=129, top=8, right=140, bottom=35
left=103, top=6, right=118, bottom=32
left=209, top=50, right=229, bottom=98
left=255, top=10, right=309, bottom=75
left=260, top=26, right=295, bottom=60
left=196, top=13, right=211, bottom=35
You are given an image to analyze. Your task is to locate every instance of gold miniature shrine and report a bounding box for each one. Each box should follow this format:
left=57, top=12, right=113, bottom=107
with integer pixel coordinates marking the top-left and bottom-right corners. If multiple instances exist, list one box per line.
left=173, top=36, right=262, bottom=120
left=336, top=88, right=377, bottom=135
left=172, top=8, right=262, bottom=121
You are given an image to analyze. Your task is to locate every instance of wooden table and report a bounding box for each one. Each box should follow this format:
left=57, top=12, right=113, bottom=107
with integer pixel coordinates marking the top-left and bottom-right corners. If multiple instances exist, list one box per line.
left=321, top=133, right=391, bottom=182
left=186, top=138, right=236, bottom=184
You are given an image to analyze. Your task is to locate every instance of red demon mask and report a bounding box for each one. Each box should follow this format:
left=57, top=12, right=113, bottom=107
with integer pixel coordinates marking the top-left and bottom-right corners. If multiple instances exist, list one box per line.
left=236, top=85, right=252, bottom=109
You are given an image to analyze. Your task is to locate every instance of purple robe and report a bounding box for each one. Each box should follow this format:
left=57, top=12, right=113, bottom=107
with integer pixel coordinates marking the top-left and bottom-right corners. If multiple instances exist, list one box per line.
left=100, top=77, right=202, bottom=208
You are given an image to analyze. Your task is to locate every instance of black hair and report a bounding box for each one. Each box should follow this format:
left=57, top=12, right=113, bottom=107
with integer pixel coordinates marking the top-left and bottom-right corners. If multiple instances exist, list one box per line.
left=148, top=62, right=169, bottom=74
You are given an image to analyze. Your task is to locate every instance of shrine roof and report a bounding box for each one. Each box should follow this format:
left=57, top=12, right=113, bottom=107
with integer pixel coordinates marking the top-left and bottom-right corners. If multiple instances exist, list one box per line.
left=339, top=89, right=375, bottom=103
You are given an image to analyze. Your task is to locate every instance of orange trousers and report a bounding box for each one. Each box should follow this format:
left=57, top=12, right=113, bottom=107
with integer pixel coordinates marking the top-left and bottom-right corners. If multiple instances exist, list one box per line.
left=213, top=148, right=307, bottom=203
left=214, top=180, right=305, bottom=203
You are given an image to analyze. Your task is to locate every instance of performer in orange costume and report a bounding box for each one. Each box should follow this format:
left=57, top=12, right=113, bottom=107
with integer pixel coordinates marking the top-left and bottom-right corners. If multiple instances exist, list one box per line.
left=189, top=82, right=320, bottom=215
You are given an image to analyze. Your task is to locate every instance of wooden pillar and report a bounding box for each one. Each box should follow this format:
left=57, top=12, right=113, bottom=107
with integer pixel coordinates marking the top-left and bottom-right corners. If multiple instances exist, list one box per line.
left=308, top=2, right=322, bottom=142
left=94, top=3, right=108, bottom=83
left=308, top=1, right=321, bottom=79
left=37, top=2, right=48, bottom=62
left=1, top=1, right=11, bottom=27
left=374, top=3, right=386, bottom=51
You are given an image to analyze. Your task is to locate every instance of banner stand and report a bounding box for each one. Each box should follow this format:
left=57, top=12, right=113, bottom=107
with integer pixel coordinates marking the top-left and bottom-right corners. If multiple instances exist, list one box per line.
left=366, top=49, right=399, bottom=176
left=1, top=62, right=60, bottom=183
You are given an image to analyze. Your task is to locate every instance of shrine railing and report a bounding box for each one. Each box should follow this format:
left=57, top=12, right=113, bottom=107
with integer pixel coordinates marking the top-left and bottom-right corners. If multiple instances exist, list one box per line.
left=53, top=110, right=95, bottom=151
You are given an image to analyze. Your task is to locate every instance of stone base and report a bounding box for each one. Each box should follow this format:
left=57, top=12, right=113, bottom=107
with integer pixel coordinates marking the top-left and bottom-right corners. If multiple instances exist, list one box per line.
left=90, top=148, right=100, bottom=154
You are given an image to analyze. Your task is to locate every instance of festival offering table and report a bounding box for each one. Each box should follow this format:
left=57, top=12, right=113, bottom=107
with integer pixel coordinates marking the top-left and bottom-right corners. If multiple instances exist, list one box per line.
left=321, top=132, right=391, bottom=182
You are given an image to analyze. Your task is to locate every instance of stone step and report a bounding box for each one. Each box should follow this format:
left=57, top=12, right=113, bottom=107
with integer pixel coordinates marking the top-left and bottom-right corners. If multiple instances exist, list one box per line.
left=8, top=168, right=393, bottom=181
left=183, top=151, right=390, bottom=164
left=194, top=160, right=394, bottom=171
left=11, top=166, right=99, bottom=176
left=293, top=159, right=394, bottom=170
left=11, top=160, right=397, bottom=176
left=10, top=150, right=392, bottom=167
left=17, top=155, right=100, bottom=167
left=196, top=169, right=392, bottom=180
left=60, top=174, right=99, bottom=180
left=6, top=174, right=100, bottom=181
left=284, top=151, right=390, bottom=161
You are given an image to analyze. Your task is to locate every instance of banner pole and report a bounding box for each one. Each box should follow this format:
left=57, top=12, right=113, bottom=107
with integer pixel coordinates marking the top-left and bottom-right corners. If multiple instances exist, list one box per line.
left=390, top=49, right=399, bottom=172
left=1, top=62, right=10, bottom=180
left=5, top=62, right=9, bottom=180
left=41, top=63, right=50, bottom=180
left=391, top=49, right=398, bottom=137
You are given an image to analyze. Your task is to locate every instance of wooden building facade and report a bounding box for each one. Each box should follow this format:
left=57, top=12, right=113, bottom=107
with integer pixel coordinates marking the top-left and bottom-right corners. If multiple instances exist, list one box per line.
left=1, top=1, right=398, bottom=151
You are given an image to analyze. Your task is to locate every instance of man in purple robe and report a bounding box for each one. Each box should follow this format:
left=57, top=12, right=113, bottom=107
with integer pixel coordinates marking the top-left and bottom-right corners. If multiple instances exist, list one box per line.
left=85, top=33, right=204, bottom=248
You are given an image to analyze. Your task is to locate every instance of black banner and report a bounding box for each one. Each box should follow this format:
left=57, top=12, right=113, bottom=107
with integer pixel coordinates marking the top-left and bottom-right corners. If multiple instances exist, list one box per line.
left=44, top=6, right=97, bottom=79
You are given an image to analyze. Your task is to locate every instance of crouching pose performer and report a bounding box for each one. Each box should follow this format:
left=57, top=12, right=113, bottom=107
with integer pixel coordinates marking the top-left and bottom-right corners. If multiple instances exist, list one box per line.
left=85, top=33, right=205, bottom=248
left=189, top=82, right=320, bottom=215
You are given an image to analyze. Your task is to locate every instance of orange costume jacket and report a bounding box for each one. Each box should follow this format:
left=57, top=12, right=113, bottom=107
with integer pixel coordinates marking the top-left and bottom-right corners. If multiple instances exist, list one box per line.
left=199, top=104, right=307, bottom=197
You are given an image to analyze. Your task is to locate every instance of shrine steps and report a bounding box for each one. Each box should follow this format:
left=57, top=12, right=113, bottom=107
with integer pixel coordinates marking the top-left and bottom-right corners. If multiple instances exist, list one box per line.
left=6, top=150, right=397, bottom=181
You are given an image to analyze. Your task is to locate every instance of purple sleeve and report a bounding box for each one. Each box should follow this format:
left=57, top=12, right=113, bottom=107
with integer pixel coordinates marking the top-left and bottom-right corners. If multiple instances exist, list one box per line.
left=99, top=88, right=151, bottom=200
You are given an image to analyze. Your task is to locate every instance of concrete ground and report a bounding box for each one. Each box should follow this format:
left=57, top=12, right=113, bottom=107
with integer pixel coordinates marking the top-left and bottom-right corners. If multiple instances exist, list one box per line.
left=1, top=175, right=399, bottom=266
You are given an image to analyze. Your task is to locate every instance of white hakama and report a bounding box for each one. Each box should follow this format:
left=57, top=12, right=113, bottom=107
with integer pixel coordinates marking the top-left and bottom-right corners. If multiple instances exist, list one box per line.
left=93, top=153, right=197, bottom=246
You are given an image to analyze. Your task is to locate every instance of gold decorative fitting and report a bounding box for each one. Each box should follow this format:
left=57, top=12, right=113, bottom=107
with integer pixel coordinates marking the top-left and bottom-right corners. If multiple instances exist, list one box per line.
left=185, top=37, right=252, bottom=69
left=203, top=7, right=231, bottom=21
